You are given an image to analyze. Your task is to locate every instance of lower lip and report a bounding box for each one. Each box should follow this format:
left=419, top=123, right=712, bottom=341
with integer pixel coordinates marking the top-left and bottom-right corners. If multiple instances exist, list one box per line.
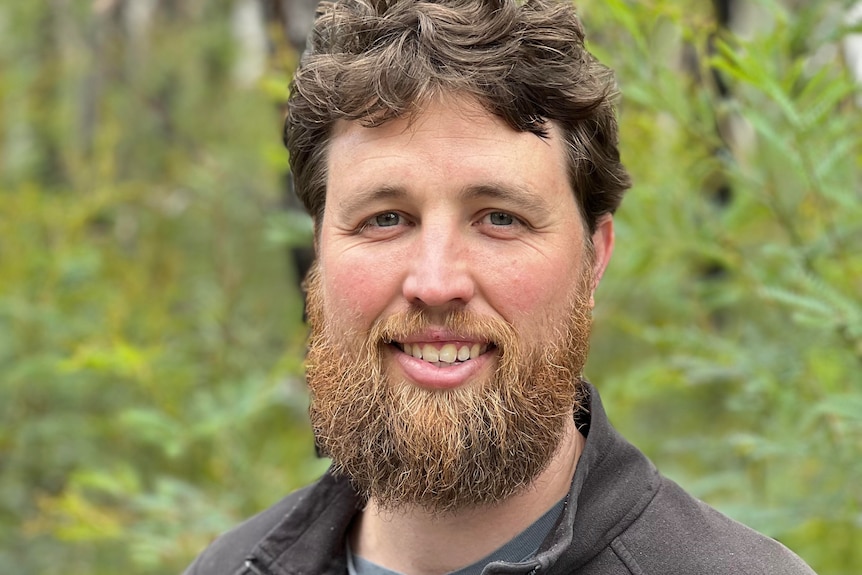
left=389, top=345, right=493, bottom=390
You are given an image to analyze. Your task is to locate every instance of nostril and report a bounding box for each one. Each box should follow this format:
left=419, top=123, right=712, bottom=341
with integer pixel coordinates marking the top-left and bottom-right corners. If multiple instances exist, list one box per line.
left=402, top=270, right=475, bottom=308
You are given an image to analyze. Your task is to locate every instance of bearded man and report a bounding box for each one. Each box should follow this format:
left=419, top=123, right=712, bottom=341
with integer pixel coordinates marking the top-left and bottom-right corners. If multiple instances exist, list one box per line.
left=183, top=0, right=816, bottom=574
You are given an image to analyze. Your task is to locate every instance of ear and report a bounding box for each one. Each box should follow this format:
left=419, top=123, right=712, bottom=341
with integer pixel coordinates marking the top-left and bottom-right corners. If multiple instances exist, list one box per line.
left=589, top=214, right=614, bottom=308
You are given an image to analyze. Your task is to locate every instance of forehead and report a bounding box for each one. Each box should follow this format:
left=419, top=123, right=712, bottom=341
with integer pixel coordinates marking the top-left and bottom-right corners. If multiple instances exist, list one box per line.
left=324, top=96, right=574, bottom=206
left=329, top=94, right=566, bottom=150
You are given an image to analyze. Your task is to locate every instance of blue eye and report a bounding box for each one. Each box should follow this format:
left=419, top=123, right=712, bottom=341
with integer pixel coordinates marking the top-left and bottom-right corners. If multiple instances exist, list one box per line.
left=373, top=212, right=400, bottom=227
left=488, top=212, right=514, bottom=225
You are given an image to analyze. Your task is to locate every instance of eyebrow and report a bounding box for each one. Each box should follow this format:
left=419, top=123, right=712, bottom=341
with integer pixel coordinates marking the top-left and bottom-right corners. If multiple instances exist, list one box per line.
left=334, top=185, right=408, bottom=222
left=460, top=184, right=553, bottom=220
left=333, top=182, right=554, bottom=221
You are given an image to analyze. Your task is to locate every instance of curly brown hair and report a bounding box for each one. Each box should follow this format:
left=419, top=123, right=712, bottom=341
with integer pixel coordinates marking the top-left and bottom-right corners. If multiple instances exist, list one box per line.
left=284, top=0, right=631, bottom=234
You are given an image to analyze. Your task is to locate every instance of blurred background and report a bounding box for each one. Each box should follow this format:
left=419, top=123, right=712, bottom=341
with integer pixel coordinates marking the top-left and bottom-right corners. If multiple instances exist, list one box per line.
left=1, top=0, right=860, bottom=573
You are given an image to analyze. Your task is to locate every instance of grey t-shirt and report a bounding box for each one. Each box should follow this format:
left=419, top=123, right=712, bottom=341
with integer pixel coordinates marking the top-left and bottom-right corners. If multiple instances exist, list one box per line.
left=346, top=499, right=565, bottom=575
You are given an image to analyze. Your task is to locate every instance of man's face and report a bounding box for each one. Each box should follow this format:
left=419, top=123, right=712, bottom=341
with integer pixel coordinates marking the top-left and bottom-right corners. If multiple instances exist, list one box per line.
left=306, top=96, right=613, bottom=512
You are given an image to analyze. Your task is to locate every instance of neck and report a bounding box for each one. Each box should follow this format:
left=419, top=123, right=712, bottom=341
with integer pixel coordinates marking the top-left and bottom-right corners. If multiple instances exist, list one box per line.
left=350, top=417, right=584, bottom=575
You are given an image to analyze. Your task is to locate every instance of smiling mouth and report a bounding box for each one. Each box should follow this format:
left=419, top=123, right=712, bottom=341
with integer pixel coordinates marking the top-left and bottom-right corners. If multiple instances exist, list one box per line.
left=391, top=341, right=492, bottom=367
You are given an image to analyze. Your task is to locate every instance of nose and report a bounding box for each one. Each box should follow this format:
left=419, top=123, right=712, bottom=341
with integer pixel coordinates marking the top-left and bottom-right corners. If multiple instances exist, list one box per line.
left=401, top=222, right=475, bottom=309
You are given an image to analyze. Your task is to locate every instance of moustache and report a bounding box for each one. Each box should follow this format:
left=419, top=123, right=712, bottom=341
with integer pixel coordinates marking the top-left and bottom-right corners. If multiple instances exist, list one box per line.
left=370, top=308, right=517, bottom=348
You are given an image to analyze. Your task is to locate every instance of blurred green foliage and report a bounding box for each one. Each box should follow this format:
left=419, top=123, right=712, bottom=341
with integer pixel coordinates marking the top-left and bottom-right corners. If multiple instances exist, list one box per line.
left=0, top=0, right=859, bottom=574
left=583, top=0, right=862, bottom=572
left=1, top=2, right=323, bottom=573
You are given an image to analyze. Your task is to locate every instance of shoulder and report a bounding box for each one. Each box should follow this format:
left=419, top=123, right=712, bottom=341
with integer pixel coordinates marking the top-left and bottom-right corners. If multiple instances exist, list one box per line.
left=615, top=477, right=816, bottom=575
left=182, top=484, right=316, bottom=575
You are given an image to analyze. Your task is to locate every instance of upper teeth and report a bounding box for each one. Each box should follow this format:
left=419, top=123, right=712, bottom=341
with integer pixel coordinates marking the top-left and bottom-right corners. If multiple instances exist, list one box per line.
left=404, top=343, right=487, bottom=364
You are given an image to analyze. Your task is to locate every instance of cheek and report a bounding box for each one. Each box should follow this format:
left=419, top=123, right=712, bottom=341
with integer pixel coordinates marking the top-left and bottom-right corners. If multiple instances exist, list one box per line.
left=322, top=255, right=402, bottom=325
left=482, top=256, right=581, bottom=323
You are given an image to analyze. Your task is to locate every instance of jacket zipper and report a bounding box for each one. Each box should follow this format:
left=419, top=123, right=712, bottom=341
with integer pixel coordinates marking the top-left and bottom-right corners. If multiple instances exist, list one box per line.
left=241, top=557, right=272, bottom=575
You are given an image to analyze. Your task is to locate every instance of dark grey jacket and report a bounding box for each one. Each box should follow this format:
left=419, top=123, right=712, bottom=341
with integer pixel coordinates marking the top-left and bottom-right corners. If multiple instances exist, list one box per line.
left=183, top=385, right=816, bottom=575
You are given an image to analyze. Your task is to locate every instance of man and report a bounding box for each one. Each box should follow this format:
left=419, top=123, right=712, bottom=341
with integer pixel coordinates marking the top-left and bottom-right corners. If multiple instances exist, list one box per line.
left=184, top=0, right=816, bottom=573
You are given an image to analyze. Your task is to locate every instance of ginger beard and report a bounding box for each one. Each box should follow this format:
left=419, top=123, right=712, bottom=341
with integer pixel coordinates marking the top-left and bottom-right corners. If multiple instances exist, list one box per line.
left=304, top=262, right=594, bottom=514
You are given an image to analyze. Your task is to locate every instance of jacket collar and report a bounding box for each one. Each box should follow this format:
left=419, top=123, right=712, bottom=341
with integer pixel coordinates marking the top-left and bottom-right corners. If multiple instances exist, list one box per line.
left=247, top=383, right=660, bottom=575
left=531, top=383, right=661, bottom=573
